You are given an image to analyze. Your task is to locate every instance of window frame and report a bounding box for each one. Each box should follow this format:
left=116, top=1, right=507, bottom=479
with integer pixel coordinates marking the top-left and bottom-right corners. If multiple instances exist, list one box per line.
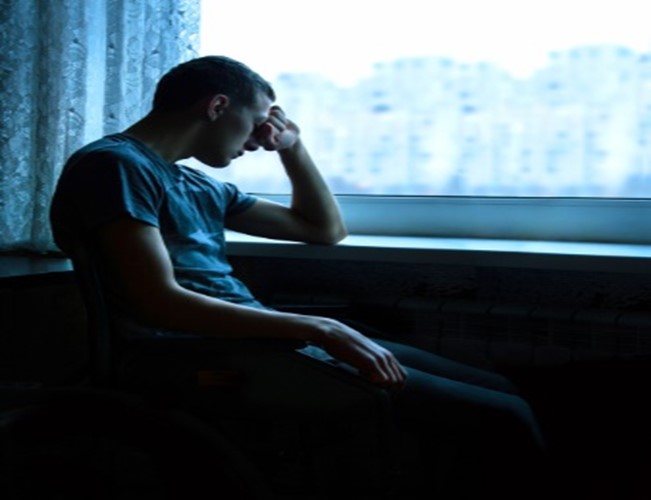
left=260, top=194, right=651, bottom=245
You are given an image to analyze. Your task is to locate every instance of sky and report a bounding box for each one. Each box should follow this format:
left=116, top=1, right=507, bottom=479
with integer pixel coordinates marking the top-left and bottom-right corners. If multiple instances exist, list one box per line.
left=200, top=0, right=651, bottom=85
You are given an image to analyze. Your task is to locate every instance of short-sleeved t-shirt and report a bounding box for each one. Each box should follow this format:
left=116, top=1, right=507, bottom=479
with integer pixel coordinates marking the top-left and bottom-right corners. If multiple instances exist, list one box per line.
left=50, top=133, right=263, bottom=321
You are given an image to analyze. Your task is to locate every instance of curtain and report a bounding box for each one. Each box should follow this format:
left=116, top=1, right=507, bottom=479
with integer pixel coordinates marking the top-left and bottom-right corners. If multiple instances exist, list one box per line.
left=0, top=0, right=200, bottom=252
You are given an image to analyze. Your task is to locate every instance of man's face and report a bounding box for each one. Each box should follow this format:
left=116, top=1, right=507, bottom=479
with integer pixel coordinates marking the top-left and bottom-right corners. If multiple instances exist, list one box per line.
left=197, top=92, right=273, bottom=168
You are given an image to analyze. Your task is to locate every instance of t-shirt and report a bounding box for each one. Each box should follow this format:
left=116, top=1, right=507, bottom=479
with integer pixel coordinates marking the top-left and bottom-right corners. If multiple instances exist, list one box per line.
left=51, top=133, right=341, bottom=364
left=50, top=133, right=264, bottom=326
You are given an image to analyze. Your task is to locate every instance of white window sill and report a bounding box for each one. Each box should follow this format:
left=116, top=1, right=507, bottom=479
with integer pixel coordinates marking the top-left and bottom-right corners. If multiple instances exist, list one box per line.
left=225, top=232, right=651, bottom=274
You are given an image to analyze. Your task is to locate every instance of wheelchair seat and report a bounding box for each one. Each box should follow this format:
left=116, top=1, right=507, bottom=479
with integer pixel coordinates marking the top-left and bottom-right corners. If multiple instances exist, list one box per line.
left=69, top=239, right=402, bottom=498
left=0, top=384, right=272, bottom=499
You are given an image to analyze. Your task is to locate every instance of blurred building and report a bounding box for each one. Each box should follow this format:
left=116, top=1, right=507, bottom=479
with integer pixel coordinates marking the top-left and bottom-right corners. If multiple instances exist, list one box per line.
left=194, top=46, right=651, bottom=198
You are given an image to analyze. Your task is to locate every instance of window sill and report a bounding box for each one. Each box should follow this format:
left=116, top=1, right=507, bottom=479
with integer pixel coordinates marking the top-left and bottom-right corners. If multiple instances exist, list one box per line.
left=3, top=233, right=651, bottom=281
left=0, top=254, right=73, bottom=284
left=225, top=232, right=651, bottom=274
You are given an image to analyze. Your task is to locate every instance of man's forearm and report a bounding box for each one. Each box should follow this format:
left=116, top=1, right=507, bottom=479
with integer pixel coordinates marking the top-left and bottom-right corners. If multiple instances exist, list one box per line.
left=278, top=139, right=347, bottom=244
left=137, top=282, right=323, bottom=341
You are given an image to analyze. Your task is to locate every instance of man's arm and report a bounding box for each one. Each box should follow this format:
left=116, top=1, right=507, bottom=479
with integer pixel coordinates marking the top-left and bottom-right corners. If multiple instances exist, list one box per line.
left=96, top=217, right=405, bottom=389
left=226, top=107, right=347, bottom=245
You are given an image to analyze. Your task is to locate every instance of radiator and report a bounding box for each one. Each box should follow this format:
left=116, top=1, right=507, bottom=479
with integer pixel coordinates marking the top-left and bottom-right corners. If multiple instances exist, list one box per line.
left=271, top=292, right=651, bottom=369
left=388, top=296, right=651, bottom=368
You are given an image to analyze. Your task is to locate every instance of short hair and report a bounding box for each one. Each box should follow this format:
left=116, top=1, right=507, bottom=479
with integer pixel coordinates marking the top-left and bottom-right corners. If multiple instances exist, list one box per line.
left=152, top=55, right=276, bottom=112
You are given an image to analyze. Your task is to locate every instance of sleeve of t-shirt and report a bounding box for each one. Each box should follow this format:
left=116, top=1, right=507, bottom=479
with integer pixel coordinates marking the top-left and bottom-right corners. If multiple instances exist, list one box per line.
left=222, top=181, right=258, bottom=216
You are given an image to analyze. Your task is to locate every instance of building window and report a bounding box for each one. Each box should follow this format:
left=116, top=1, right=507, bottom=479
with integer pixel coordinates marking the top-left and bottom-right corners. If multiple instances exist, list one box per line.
left=193, top=0, right=651, bottom=243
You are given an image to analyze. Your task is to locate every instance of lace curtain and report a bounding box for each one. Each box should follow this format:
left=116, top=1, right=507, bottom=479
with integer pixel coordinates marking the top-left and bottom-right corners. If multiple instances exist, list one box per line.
left=0, top=0, right=200, bottom=252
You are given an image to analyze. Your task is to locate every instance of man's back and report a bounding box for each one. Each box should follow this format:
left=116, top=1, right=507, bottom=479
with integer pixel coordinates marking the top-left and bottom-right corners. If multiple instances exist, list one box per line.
left=50, top=133, right=265, bottom=324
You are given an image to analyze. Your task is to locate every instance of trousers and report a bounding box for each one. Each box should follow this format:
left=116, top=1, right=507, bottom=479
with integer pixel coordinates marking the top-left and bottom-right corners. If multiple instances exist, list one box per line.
left=118, top=324, right=549, bottom=499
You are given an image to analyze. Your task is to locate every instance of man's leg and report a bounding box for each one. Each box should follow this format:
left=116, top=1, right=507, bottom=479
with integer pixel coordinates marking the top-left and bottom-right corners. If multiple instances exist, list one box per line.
left=391, top=365, right=548, bottom=500
left=340, top=318, right=519, bottom=392
left=374, top=337, right=519, bottom=393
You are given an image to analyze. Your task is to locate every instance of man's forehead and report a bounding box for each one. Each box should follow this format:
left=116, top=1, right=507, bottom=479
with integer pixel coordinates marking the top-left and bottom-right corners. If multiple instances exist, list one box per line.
left=253, top=89, right=273, bottom=106
left=252, top=93, right=274, bottom=121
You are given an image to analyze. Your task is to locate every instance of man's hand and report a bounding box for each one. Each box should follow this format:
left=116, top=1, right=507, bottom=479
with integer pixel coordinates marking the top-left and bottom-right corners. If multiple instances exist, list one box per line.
left=247, top=106, right=299, bottom=152
left=304, top=316, right=408, bottom=391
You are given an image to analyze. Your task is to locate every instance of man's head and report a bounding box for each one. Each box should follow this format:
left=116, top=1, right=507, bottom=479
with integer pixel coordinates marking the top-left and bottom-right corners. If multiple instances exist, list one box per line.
left=153, top=55, right=275, bottom=112
left=152, top=56, right=276, bottom=167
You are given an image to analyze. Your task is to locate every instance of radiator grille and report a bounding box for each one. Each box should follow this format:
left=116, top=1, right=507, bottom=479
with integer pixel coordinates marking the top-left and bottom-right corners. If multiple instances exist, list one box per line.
left=390, top=296, right=651, bottom=367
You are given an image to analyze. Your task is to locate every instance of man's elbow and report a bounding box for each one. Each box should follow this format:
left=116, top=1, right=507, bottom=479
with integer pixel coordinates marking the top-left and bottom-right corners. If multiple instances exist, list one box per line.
left=331, top=224, right=349, bottom=244
left=316, top=224, right=348, bottom=245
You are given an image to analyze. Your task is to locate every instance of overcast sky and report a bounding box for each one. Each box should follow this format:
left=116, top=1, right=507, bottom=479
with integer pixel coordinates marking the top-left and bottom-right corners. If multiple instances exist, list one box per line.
left=201, top=0, right=651, bottom=84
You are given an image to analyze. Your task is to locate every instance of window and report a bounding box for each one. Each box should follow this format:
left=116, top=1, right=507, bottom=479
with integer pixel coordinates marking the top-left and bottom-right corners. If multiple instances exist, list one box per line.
left=194, top=0, right=651, bottom=244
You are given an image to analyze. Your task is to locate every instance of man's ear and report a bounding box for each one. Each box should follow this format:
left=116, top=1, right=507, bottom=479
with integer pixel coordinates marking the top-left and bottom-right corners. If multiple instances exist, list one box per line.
left=205, top=94, right=230, bottom=122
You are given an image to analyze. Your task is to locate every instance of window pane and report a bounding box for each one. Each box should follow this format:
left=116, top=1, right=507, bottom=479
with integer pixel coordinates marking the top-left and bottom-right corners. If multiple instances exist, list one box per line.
left=195, top=0, right=651, bottom=197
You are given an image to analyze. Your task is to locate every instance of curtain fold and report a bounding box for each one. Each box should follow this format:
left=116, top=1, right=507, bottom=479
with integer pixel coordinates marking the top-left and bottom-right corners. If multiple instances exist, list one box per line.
left=0, top=0, right=199, bottom=252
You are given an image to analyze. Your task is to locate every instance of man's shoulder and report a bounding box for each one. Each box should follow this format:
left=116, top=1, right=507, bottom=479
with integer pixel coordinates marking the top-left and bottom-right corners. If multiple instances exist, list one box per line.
left=62, top=134, right=176, bottom=188
left=175, top=163, right=235, bottom=191
left=68, top=134, right=148, bottom=166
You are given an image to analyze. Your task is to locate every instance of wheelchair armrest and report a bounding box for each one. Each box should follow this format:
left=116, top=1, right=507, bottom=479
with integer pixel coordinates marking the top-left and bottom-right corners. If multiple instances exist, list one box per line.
left=124, top=336, right=307, bottom=356
left=272, top=303, right=355, bottom=324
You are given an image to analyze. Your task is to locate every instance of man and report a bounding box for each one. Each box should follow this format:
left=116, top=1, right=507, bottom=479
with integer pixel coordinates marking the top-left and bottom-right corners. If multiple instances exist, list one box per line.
left=50, top=56, right=548, bottom=498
